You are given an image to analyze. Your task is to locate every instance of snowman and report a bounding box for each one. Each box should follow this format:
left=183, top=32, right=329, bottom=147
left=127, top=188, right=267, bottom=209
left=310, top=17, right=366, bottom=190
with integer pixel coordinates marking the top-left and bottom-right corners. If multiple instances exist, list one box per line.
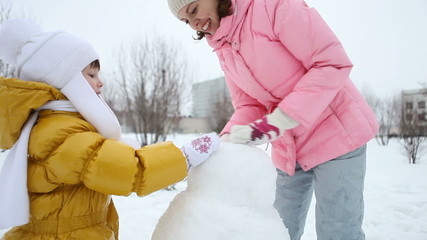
left=151, top=142, right=290, bottom=240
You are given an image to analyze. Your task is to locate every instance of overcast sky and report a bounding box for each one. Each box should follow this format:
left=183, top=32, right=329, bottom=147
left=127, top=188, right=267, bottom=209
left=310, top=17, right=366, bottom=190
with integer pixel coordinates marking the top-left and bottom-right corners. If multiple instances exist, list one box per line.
left=2, top=0, right=427, bottom=98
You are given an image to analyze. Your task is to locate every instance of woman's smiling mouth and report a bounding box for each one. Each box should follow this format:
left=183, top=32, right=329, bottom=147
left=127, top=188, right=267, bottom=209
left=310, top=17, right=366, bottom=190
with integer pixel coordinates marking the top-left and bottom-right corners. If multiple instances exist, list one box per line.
left=202, top=19, right=211, bottom=31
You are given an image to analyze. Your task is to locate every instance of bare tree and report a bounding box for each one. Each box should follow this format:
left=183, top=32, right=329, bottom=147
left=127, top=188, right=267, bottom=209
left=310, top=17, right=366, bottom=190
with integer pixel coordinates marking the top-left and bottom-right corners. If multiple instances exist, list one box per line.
left=362, top=87, right=383, bottom=144
left=112, top=37, right=191, bottom=145
left=400, top=118, right=427, bottom=164
left=209, top=91, right=234, bottom=133
left=377, top=94, right=401, bottom=145
left=361, top=85, right=401, bottom=145
left=400, top=93, right=427, bottom=164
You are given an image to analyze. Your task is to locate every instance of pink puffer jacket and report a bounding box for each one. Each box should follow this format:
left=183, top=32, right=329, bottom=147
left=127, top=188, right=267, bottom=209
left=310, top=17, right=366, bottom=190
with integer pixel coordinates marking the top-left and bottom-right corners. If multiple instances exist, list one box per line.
left=207, top=0, right=378, bottom=175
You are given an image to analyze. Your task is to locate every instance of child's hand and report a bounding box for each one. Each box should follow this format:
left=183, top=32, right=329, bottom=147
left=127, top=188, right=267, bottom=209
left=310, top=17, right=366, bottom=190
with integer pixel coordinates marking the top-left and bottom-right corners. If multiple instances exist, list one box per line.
left=181, top=132, right=220, bottom=168
left=229, top=108, right=299, bottom=145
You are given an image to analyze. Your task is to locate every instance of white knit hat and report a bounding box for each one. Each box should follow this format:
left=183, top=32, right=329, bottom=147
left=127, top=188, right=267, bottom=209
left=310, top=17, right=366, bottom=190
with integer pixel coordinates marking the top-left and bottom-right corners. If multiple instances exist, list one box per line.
left=0, top=19, right=122, bottom=140
left=167, top=0, right=197, bottom=18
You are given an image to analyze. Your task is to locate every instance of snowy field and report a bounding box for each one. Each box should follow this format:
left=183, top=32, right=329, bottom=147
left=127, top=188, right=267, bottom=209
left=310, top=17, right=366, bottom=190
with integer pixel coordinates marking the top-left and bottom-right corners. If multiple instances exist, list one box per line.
left=1, top=135, right=427, bottom=239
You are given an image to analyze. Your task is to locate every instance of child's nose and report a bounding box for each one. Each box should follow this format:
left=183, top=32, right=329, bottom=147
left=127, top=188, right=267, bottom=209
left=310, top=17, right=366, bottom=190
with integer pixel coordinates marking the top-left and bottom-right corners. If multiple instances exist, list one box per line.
left=98, top=80, right=103, bottom=88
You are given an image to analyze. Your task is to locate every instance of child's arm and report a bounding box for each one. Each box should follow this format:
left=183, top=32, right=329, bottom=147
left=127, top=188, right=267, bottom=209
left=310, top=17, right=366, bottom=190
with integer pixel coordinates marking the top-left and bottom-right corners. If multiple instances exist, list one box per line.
left=84, top=138, right=188, bottom=196
left=28, top=131, right=187, bottom=196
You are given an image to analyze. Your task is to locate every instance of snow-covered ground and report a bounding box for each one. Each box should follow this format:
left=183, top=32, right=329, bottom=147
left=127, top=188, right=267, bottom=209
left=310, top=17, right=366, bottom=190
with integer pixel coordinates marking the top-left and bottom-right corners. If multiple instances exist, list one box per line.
left=1, top=136, right=427, bottom=239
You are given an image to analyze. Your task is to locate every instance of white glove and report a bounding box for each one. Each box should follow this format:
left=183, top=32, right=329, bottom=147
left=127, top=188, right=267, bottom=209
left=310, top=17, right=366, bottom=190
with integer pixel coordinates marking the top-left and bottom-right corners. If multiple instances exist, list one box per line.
left=229, top=108, right=299, bottom=145
left=181, top=132, right=220, bottom=168
left=220, top=134, right=230, bottom=143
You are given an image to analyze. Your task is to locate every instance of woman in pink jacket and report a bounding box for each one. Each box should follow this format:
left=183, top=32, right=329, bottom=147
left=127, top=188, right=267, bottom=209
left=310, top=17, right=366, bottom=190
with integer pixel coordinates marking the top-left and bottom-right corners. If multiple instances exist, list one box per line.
left=167, top=0, right=378, bottom=239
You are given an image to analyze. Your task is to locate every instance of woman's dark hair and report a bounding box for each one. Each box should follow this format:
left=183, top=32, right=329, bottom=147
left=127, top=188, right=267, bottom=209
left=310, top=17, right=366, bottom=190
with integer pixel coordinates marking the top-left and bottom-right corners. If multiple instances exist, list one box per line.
left=195, top=0, right=233, bottom=40
left=89, top=59, right=100, bottom=70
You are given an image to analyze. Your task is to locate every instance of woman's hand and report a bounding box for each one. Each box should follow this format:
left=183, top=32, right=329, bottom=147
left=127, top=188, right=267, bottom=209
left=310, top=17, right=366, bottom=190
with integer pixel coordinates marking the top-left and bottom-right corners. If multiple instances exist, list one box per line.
left=229, top=108, right=299, bottom=145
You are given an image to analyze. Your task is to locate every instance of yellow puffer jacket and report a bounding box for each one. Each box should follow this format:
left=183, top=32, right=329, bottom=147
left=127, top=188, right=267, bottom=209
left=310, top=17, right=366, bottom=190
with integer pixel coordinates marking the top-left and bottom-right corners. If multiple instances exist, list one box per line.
left=0, top=77, right=188, bottom=240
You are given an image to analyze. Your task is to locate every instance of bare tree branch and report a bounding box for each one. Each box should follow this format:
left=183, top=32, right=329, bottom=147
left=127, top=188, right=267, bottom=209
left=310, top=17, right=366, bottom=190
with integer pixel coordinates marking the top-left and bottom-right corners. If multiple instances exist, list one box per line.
left=110, top=36, right=191, bottom=145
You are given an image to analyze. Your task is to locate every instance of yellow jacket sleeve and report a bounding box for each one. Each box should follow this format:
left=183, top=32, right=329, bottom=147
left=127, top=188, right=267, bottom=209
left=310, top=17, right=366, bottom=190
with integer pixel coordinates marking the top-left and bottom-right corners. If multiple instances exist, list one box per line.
left=84, top=138, right=188, bottom=196
left=29, top=126, right=187, bottom=196
left=132, top=142, right=188, bottom=196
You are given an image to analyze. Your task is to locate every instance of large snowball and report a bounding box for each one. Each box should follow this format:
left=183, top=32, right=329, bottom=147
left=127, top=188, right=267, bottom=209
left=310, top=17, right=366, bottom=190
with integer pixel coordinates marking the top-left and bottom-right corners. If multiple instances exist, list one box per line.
left=151, top=143, right=290, bottom=240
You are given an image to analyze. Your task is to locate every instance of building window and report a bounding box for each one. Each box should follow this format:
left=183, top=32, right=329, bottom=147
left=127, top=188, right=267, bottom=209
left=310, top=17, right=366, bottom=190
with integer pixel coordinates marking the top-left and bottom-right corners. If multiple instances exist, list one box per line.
left=405, top=114, right=413, bottom=122
left=406, top=102, right=413, bottom=110
left=418, top=114, right=426, bottom=121
left=418, top=101, right=426, bottom=109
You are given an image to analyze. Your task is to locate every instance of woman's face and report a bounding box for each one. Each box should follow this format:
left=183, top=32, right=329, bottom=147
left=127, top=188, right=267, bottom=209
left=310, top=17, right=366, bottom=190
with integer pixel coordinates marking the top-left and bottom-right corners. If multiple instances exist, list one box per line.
left=177, top=0, right=220, bottom=36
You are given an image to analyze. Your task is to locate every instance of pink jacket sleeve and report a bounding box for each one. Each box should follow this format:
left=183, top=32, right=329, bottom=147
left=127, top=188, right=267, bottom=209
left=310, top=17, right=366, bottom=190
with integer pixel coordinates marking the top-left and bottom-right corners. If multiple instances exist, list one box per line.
left=221, top=75, right=267, bottom=135
left=268, top=0, right=354, bottom=128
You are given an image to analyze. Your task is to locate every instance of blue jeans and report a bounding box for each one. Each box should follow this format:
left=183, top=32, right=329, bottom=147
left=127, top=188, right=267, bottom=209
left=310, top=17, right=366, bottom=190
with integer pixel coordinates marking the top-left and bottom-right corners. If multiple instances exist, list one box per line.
left=274, top=145, right=367, bottom=240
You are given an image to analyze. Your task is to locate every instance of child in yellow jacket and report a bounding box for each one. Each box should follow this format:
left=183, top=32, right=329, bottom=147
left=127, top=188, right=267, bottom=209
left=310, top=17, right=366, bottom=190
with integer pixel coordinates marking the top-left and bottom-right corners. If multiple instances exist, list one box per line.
left=0, top=19, right=219, bottom=240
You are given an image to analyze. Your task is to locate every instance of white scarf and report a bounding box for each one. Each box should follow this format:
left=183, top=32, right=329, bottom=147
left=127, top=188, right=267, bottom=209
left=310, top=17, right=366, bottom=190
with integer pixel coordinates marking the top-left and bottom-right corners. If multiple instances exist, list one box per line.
left=0, top=100, right=77, bottom=229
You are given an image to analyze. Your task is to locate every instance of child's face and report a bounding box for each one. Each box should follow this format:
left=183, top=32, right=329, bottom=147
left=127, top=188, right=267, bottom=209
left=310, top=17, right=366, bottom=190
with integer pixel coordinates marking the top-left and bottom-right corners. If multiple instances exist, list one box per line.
left=178, top=0, right=220, bottom=36
left=82, top=64, right=103, bottom=95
